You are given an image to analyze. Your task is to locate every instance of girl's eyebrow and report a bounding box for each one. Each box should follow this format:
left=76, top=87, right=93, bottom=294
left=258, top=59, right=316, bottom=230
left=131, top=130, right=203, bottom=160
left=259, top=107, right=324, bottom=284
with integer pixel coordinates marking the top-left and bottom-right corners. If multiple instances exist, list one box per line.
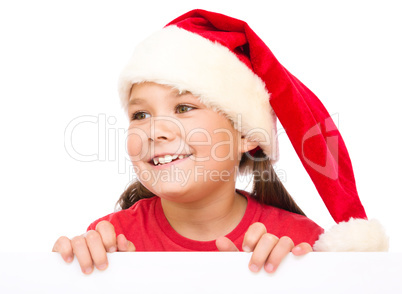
left=177, top=90, right=190, bottom=96
left=129, top=91, right=192, bottom=106
left=128, top=98, right=146, bottom=106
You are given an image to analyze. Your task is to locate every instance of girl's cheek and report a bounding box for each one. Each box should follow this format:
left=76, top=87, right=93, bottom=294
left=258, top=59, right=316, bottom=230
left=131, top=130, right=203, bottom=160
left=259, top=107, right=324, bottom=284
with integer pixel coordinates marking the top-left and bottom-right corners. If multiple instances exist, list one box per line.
left=126, top=128, right=149, bottom=162
left=210, top=132, right=239, bottom=161
left=186, top=130, right=212, bottom=157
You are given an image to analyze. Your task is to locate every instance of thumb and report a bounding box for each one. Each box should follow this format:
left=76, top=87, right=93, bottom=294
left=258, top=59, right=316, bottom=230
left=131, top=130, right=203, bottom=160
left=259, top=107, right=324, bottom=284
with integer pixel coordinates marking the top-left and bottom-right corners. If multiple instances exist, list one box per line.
left=216, top=236, right=239, bottom=252
left=116, top=234, right=136, bottom=252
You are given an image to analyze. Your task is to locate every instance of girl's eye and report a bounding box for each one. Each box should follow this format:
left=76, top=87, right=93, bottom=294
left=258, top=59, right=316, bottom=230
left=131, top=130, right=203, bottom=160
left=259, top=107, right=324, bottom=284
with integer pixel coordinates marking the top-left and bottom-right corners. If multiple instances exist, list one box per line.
left=176, top=105, right=194, bottom=114
left=131, top=112, right=150, bottom=121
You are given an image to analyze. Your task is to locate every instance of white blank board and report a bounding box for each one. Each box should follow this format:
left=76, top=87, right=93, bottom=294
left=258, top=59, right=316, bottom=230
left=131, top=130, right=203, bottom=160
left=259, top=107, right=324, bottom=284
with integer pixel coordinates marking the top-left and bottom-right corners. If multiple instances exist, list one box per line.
left=0, top=252, right=401, bottom=294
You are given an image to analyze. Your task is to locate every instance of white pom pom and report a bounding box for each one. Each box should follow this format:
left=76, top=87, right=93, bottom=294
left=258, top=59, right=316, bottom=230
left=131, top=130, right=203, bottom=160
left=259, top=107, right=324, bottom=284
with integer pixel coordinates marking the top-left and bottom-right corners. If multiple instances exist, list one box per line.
left=313, top=218, right=389, bottom=252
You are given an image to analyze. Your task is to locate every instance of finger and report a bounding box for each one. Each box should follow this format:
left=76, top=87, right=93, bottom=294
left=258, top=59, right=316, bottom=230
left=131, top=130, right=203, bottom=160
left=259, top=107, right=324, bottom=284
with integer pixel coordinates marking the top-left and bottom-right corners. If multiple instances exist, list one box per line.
left=248, top=233, right=278, bottom=272
left=52, top=236, right=74, bottom=263
left=96, top=220, right=117, bottom=253
left=85, top=230, right=109, bottom=271
left=264, top=236, right=294, bottom=273
left=116, top=234, right=136, bottom=252
left=292, top=242, right=313, bottom=256
left=215, top=236, right=239, bottom=252
left=71, top=235, right=94, bottom=275
left=242, top=222, right=267, bottom=252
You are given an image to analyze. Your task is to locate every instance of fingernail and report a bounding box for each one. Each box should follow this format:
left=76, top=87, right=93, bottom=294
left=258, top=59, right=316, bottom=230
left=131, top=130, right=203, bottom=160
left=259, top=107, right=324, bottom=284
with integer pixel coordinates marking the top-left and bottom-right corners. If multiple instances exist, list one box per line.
left=66, top=256, right=73, bottom=263
left=294, top=246, right=301, bottom=251
left=109, top=246, right=117, bottom=253
left=84, top=267, right=93, bottom=274
left=243, top=245, right=251, bottom=252
left=249, top=264, right=259, bottom=272
left=98, top=263, right=108, bottom=270
left=265, top=263, right=275, bottom=273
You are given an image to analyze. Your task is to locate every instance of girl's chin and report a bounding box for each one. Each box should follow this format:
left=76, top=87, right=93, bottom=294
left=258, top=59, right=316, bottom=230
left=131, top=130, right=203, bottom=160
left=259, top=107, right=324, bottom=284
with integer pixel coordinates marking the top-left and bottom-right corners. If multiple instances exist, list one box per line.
left=145, top=182, right=192, bottom=198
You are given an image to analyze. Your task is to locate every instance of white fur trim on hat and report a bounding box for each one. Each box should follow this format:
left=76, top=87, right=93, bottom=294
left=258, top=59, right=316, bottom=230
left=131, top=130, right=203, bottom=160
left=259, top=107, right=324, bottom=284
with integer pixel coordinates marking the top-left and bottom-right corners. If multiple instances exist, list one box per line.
left=118, top=25, right=278, bottom=161
left=313, top=218, right=389, bottom=252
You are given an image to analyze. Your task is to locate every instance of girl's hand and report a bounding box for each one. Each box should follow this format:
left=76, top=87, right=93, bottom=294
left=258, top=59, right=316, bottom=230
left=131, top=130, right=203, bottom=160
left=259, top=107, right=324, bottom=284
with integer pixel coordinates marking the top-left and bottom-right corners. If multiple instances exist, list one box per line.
left=216, top=222, right=312, bottom=273
left=52, top=220, right=136, bottom=275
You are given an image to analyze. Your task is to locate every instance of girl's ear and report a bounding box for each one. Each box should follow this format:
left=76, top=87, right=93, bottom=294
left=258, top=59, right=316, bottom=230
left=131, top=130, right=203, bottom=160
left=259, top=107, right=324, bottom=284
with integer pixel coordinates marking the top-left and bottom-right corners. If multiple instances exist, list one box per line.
left=240, top=136, right=259, bottom=153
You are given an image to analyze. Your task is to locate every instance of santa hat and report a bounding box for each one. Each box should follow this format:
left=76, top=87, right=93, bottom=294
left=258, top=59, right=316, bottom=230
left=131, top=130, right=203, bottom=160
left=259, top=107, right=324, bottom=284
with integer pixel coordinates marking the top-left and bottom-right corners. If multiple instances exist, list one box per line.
left=118, top=9, right=388, bottom=251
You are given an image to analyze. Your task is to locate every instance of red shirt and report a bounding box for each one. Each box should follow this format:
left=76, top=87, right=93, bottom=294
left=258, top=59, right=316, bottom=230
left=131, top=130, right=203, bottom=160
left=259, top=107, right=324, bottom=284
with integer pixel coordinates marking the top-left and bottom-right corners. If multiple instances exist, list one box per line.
left=87, top=190, right=324, bottom=251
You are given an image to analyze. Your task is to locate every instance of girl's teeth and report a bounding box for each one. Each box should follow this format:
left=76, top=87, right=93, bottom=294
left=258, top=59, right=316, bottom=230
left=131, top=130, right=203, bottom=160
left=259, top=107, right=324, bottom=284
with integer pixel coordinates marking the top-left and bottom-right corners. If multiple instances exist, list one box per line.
left=153, top=154, right=189, bottom=166
left=164, top=155, right=173, bottom=163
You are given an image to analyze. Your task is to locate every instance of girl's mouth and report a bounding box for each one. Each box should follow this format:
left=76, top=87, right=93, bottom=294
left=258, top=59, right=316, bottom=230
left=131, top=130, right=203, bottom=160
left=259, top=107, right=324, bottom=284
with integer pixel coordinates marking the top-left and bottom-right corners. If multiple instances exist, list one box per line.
left=150, top=154, right=191, bottom=166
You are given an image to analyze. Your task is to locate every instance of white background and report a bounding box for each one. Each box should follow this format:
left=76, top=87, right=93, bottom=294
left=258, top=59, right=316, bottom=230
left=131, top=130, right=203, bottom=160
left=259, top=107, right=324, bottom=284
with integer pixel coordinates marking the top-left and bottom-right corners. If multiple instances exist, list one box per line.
left=0, top=0, right=401, bottom=252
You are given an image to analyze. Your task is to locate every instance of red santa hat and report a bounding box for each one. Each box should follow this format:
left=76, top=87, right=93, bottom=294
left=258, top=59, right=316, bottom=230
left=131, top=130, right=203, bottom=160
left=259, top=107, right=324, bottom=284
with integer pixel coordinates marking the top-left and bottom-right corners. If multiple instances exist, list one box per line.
left=118, top=9, right=388, bottom=251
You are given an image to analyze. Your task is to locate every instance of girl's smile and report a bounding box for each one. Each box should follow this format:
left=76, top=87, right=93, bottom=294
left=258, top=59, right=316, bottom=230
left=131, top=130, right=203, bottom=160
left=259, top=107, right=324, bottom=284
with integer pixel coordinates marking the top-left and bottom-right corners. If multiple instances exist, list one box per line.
left=149, top=153, right=192, bottom=169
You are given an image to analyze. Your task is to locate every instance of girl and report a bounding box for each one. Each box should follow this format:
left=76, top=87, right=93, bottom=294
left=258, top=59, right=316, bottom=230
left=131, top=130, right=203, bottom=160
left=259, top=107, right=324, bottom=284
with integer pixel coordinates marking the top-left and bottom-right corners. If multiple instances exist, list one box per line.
left=53, top=9, right=388, bottom=275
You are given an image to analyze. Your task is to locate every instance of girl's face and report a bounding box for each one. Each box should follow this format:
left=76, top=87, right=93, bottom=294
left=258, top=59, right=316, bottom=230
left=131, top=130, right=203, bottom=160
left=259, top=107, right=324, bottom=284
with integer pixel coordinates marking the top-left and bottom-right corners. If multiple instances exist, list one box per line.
left=126, top=82, right=255, bottom=203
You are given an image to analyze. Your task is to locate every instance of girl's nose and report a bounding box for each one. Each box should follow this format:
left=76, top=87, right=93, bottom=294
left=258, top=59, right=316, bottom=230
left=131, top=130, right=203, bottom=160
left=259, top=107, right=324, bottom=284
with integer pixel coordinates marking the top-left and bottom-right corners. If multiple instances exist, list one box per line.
left=149, top=117, right=180, bottom=142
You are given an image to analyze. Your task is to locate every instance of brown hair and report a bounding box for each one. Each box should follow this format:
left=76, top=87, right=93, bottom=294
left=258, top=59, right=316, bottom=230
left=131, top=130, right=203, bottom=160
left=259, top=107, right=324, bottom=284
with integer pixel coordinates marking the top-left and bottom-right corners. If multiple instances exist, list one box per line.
left=116, top=149, right=305, bottom=216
